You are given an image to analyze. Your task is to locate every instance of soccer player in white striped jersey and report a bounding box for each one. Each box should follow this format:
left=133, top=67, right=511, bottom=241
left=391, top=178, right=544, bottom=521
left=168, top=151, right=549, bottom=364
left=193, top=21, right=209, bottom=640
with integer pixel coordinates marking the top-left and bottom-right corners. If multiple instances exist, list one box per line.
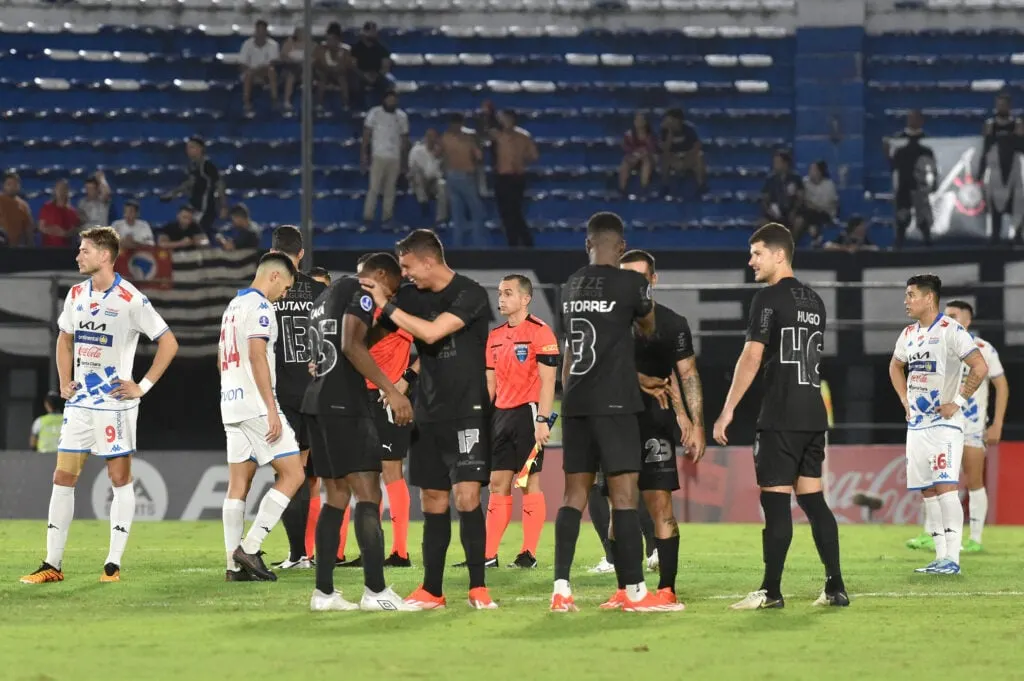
left=220, top=253, right=306, bottom=582
left=889, top=275, right=988, bottom=575
left=21, top=227, right=179, bottom=585
left=905, top=300, right=1007, bottom=554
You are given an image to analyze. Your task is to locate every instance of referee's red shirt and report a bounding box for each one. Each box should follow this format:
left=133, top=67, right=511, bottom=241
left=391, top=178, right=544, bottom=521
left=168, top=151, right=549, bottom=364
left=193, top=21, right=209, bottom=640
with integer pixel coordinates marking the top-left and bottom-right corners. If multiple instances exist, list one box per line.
left=487, top=315, right=560, bottom=410
left=366, top=309, right=414, bottom=390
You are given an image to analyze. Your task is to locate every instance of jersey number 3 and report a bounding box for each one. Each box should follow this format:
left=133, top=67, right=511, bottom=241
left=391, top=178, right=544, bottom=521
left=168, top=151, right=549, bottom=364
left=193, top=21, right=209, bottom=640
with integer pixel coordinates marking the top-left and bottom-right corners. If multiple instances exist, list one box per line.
left=569, top=318, right=597, bottom=375
left=781, top=326, right=822, bottom=387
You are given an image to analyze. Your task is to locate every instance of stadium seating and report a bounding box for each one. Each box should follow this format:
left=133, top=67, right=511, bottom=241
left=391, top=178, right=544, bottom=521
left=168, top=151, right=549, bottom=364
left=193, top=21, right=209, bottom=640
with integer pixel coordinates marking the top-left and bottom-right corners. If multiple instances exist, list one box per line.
left=0, top=18, right=1019, bottom=247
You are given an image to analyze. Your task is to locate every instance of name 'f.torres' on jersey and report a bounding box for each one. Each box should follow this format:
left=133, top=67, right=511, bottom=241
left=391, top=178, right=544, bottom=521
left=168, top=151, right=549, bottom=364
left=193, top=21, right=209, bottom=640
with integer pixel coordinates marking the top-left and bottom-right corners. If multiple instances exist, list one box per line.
left=746, top=277, right=828, bottom=432
left=219, top=288, right=281, bottom=424
left=560, top=264, right=653, bottom=416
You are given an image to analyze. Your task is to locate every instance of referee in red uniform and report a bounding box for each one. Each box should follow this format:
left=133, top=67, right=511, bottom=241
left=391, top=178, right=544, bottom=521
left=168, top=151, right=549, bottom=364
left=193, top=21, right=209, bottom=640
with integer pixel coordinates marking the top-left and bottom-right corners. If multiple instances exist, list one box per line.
left=482, top=274, right=559, bottom=568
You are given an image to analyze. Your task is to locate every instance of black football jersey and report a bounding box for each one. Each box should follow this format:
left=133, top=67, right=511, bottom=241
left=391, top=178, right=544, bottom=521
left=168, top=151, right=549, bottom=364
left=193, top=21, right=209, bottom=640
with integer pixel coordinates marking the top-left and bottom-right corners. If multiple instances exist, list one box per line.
left=746, top=277, right=827, bottom=432
left=301, top=276, right=376, bottom=417
left=635, top=301, right=695, bottom=413
left=272, top=271, right=327, bottom=409
left=391, top=273, right=490, bottom=423
left=561, top=264, right=653, bottom=416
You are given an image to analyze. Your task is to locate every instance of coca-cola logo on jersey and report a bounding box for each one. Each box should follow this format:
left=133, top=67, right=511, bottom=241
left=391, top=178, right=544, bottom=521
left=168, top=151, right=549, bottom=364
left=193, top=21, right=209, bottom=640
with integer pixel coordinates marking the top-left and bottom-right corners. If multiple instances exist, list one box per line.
left=77, top=346, right=102, bottom=359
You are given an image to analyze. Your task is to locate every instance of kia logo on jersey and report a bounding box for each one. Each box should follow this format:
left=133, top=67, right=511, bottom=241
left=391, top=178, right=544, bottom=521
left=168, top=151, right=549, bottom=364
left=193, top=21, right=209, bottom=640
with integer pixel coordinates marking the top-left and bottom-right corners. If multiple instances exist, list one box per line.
left=514, top=343, right=529, bottom=362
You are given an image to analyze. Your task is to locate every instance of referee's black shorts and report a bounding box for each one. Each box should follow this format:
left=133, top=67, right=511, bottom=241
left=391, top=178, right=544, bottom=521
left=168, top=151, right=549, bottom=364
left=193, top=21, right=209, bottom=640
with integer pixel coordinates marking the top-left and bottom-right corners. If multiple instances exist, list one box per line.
left=753, top=429, right=826, bottom=488
left=562, top=414, right=641, bottom=478
left=368, top=389, right=412, bottom=461
left=491, top=403, right=541, bottom=473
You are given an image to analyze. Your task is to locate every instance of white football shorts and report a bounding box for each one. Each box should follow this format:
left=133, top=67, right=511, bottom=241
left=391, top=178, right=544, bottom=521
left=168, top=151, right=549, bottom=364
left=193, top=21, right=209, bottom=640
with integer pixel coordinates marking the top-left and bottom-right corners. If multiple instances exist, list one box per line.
left=905, top=425, right=963, bottom=490
left=225, top=414, right=300, bottom=467
left=58, top=405, right=138, bottom=458
left=963, top=423, right=986, bottom=450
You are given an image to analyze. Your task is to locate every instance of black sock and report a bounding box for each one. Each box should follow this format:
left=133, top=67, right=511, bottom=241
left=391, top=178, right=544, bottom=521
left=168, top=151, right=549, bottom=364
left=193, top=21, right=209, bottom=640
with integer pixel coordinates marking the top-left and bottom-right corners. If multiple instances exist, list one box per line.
left=422, top=510, right=451, bottom=597
left=459, top=505, right=487, bottom=589
left=797, top=492, right=844, bottom=591
left=639, top=503, right=656, bottom=558
left=554, top=506, right=582, bottom=582
left=280, top=479, right=310, bottom=562
left=655, top=535, right=680, bottom=592
left=759, top=491, right=793, bottom=600
left=353, top=501, right=386, bottom=593
left=609, top=539, right=625, bottom=589
left=314, top=504, right=344, bottom=594
left=587, top=485, right=613, bottom=562
left=611, top=509, right=644, bottom=587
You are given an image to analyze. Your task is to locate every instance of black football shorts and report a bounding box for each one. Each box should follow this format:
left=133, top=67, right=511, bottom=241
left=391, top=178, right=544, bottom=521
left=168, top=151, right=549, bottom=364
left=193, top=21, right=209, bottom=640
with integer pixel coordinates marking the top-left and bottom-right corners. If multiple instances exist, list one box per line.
left=637, top=405, right=680, bottom=492
left=753, top=429, right=826, bottom=488
left=409, top=416, right=490, bottom=491
left=491, top=403, right=542, bottom=473
left=308, top=415, right=382, bottom=480
left=562, top=414, right=641, bottom=478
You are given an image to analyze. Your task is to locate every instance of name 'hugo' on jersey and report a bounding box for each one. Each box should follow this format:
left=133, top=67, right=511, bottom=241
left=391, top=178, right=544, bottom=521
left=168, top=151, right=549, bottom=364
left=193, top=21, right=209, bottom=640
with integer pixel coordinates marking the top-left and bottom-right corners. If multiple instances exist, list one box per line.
left=893, top=314, right=978, bottom=430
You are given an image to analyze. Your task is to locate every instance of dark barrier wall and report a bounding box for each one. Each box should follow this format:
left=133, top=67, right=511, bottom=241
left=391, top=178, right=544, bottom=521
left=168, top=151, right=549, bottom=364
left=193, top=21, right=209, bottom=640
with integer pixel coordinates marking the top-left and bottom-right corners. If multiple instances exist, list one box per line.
left=3, top=248, right=1023, bottom=449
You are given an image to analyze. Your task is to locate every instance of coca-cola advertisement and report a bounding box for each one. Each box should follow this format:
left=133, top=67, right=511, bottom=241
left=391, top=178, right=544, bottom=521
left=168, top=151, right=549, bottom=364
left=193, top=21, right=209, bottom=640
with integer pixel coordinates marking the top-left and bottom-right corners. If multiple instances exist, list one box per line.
left=521, top=444, right=1020, bottom=525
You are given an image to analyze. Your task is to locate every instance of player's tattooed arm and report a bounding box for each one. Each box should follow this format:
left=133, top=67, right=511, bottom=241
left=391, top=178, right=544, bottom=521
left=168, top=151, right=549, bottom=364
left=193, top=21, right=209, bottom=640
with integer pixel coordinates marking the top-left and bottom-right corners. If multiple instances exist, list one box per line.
left=958, top=350, right=989, bottom=399
left=676, top=357, right=704, bottom=427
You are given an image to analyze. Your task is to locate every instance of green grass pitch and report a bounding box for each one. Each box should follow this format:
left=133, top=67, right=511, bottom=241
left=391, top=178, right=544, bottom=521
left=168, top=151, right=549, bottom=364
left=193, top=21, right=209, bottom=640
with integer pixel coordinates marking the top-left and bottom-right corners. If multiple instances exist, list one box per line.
left=1, top=520, right=1022, bottom=681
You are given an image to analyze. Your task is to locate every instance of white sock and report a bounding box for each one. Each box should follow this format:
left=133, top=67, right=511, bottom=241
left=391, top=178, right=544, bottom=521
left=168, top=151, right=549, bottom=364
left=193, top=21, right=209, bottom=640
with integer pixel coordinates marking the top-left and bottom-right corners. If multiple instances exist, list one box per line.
left=45, top=484, right=76, bottom=569
left=222, top=498, right=246, bottom=571
left=625, top=582, right=648, bottom=602
left=968, top=487, right=988, bottom=544
left=922, top=496, right=946, bottom=561
left=105, top=481, right=135, bottom=567
left=553, top=579, right=571, bottom=597
left=938, top=491, right=964, bottom=565
left=240, top=488, right=290, bottom=555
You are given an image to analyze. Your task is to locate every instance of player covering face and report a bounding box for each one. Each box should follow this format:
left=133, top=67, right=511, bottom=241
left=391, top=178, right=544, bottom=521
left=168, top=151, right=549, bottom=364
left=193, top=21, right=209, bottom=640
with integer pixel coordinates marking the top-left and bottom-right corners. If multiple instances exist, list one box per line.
left=22, top=227, right=179, bottom=586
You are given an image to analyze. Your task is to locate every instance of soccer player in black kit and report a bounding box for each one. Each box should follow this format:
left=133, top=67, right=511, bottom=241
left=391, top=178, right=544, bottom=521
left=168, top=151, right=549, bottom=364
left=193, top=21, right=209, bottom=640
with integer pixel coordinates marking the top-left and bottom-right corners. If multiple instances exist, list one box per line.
left=360, top=230, right=496, bottom=610
left=550, top=212, right=684, bottom=613
left=266, top=226, right=327, bottom=570
left=304, top=253, right=416, bottom=612
left=601, top=249, right=706, bottom=609
left=712, top=223, right=848, bottom=610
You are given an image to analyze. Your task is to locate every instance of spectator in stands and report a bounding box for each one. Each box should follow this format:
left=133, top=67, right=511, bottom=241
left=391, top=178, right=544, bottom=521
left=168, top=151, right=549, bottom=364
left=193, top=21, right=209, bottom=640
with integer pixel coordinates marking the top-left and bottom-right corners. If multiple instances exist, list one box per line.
left=216, top=203, right=261, bottom=250
left=473, top=99, right=500, bottom=196
left=619, top=112, right=657, bottom=194
left=408, top=128, right=447, bottom=225
left=349, top=21, right=393, bottom=111
left=823, top=215, right=877, bottom=253
left=29, top=392, right=63, bottom=454
left=441, top=112, right=487, bottom=247
left=361, top=90, right=409, bottom=227
left=802, top=160, right=839, bottom=246
left=886, top=111, right=936, bottom=249
left=760, top=149, right=805, bottom=239
left=111, top=200, right=154, bottom=248
left=0, top=172, right=34, bottom=247
left=158, top=204, right=209, bottom=250
left=77, top=172, right=112, bottom=229
left=315, top=22, right=352, bottom=111
left=240, top=19, right=280, bottom=115
left=979, top=92, right=1024, bottom=244
left=163, top=135, right=226, bottom=239
left=37, top=179, right=80, bottom=248
left=660, top=108, right=708, bottom=196
left=492, top=110, right=539, bottom=247
left=279, top=27, right=310, bottom=114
